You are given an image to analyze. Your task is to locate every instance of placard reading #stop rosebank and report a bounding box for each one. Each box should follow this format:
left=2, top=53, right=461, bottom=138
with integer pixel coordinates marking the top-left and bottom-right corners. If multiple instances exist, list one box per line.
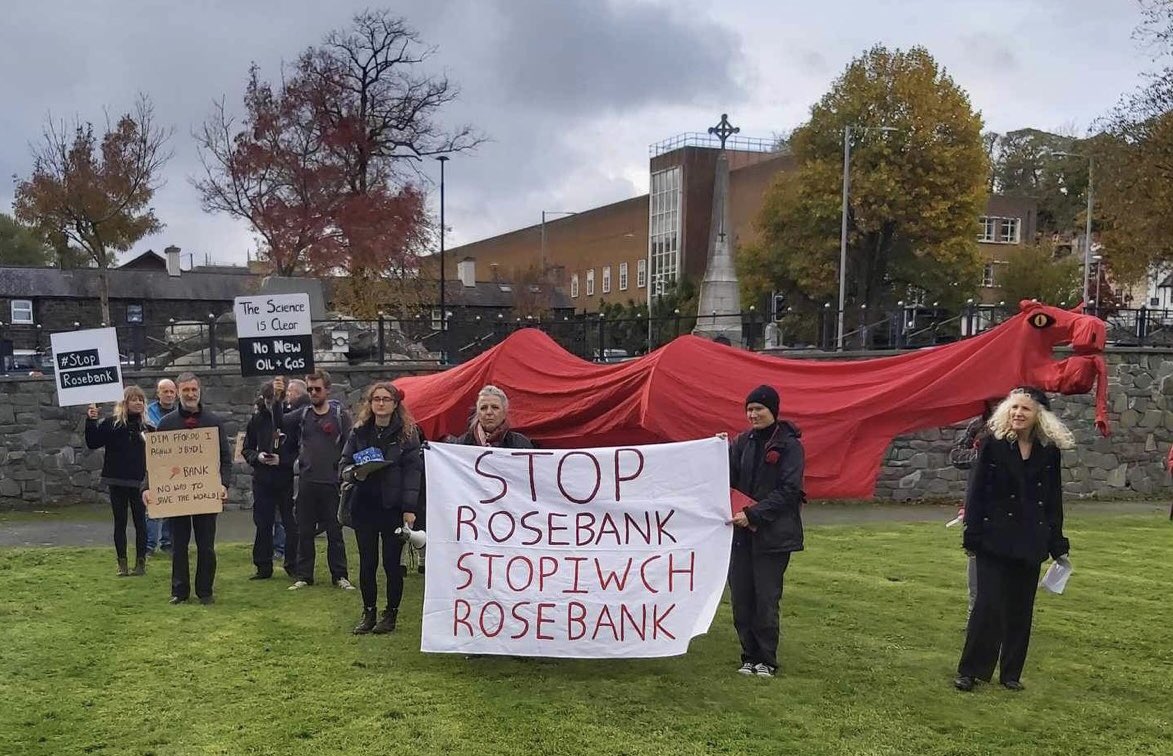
left=234, top=294, right=314, bottom=377
left=421, top=438, right=732, bottom=659
left=50, top=327, right=125, bottom=406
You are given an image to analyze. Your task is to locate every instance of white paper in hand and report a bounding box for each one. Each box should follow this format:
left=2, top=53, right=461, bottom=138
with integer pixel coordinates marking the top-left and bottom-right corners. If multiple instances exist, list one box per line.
left=1039, top=558, right=1073, bottom=594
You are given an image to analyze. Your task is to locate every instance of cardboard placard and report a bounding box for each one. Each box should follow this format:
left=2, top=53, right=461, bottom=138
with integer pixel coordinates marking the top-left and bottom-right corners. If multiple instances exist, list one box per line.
left=234, top=294, right=314, bottom=377
left=145, top=427, right=224, bottom=518
left=233, top=431, right=247, bottom=464
left=49, top=328, right=124, bottom=406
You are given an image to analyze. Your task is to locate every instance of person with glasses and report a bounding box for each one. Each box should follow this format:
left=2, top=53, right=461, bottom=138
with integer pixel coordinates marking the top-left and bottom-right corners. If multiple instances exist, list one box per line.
left=286, top=370, right=355, bottom=591
left=341, top=382, right=421, bottom=635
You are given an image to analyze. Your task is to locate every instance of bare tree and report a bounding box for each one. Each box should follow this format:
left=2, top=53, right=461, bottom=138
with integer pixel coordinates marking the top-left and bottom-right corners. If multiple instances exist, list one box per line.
left=14, top=96, right=173, bottom=323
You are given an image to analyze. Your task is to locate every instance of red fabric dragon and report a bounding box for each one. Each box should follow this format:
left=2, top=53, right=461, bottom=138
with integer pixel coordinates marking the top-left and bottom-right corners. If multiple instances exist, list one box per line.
left=397, top=301, right=1109, bottom=499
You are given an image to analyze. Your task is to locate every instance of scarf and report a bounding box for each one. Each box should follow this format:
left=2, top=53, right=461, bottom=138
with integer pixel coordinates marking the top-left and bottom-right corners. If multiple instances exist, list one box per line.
left=473, top=421, right=510, bottom=447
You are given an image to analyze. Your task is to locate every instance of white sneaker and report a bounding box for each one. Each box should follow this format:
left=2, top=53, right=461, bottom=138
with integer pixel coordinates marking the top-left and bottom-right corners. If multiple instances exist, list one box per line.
left=288, top=580, right=309, bottom=591
left=336, top=578, right=356, bottom=591
left=737, top=662, right=755, bottom=675
left=753, top=663, right=776, bottom=678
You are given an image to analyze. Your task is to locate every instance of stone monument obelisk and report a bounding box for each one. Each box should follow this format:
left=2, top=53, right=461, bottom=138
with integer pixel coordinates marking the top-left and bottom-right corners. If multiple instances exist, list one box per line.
left=694, top=114, right=743, bottom=344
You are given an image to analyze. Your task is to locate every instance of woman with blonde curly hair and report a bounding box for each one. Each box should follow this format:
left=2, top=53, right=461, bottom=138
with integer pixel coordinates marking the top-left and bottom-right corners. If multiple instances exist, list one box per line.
left=954, top=386, right=1074, bottom=692
left=85, top=385, right=153, bottom=577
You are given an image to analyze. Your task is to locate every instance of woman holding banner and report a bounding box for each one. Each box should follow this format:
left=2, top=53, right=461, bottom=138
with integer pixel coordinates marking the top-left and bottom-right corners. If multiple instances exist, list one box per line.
left=727, top=385, right=806, bottom=678
left=341, top=382, right=422, bottom=635
left=85, top=386, right=152, bottom=577
left=954, top=386, right=1073, bottom=693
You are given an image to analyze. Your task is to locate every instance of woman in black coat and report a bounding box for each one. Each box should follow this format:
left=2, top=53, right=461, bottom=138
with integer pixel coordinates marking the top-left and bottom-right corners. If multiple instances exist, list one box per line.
left=451, top=385, right=533, bottom=449
left=955, top=386, right=1074, bottom=692
left=726, top=385, right=805, bottom=678
left=85, top=385, right=153, bottom=576
left=341, top=382, right=421, bottom=635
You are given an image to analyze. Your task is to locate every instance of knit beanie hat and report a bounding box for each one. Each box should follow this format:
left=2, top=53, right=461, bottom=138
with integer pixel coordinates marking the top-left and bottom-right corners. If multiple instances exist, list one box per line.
left=745, top=385, right=780, bottom=420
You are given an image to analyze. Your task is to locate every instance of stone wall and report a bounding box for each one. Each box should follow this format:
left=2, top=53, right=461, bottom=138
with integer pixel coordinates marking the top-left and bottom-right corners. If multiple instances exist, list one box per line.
left=2, top=350, right=1171, bottom=510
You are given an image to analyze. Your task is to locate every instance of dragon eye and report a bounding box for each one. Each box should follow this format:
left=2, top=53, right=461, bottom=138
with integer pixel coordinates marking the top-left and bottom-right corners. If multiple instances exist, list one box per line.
left=1029, top=313, right=1055, bottom=329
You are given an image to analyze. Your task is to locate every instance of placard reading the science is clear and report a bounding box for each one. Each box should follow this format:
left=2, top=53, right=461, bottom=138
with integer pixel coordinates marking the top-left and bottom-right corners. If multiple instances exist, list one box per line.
left=49, top=328, right=124, bottom=406
left=234, top=294, right=315, bottom=377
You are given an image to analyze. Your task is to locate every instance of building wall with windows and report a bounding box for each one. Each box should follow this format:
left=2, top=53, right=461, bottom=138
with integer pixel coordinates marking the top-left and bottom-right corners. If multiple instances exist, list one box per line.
left=975, top=194, right=1039, bottom=305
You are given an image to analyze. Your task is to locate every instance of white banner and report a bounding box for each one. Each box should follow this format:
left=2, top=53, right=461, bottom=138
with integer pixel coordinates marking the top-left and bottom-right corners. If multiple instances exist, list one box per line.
left=49, top=327, right=124, bottom=407
left=233, top=293, right=314, bottom=376
left=421, top=438, right=732, bottom=658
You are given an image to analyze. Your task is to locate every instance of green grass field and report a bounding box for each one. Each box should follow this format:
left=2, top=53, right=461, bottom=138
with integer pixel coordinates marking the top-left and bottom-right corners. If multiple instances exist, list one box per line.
left=0, top=515, right=1169, bottom=755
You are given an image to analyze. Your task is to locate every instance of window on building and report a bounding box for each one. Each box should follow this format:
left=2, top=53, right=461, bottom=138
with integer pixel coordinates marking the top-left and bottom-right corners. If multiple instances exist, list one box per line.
left=602, top=265, right=611, bottom=294
left=982, top=263, right=996, bottom=288
left=10, top=299, right=33, bottom=325
left=637, top=259, right=647, bottom=288
left=648, top=166, right=681, bottom=297
left=571, top=274, right=579, bottom=299
left=978, top=216, right=996, bottom=243
left=619, top=262, right=629, bottom=291
left=586, top=269, right=595, bottom=296
left=430, top=307, right=442, bottom=330
left=999, top=217, right=1020, bottom=244
left=126, top=303, right=144, bottom=324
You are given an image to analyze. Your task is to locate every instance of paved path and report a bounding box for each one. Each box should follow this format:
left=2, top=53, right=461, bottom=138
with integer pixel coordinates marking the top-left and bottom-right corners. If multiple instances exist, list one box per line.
left=0, top=501, right=1166, bottom=549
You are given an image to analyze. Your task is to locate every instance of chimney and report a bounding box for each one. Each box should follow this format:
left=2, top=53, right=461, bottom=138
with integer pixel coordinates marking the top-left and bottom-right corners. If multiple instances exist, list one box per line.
left=457, top=257, right=476, bottom=288
left=164, top=245, right=181, bottom=277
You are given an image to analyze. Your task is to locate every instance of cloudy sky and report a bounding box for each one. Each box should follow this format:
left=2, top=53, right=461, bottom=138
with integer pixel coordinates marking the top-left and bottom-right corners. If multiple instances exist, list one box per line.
left=0, top=0, right=1156, bottom=266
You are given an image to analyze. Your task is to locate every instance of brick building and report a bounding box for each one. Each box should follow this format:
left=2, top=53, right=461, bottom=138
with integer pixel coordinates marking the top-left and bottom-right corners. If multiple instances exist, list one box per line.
left=446, top=131, right=1039, bottom=313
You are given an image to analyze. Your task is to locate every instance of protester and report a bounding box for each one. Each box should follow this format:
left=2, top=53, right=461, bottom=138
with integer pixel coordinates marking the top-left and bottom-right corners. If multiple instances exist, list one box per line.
left=452, top=385, right=534, bottom=449
left=955, top=386, right=1074, bottom=692
left=1166, top=443, right=1173, bottom=521
left=145, top=378, right=178, bottom=555
left=242, top=377, right=297, bottom=580
left=948, top=398, right=1000, bottom=622
left=152, top=372, right=232, bottom=605
left=286, top=370, right=354, bottom=591
left=726, top=384, right=806, bottom=678
left=283, top=379, right=310, bottom=413
left=341, top=382, right=422, bottom=634
left=85, top=386, right=152, bottom=577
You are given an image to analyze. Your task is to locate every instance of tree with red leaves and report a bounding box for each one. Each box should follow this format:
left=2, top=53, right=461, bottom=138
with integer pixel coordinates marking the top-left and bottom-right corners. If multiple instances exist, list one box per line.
left=194, top=10, right=479, bottom=309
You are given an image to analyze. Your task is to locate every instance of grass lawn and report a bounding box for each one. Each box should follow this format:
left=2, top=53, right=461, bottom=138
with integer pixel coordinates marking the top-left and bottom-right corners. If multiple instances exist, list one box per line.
left=0, top=515, right=1169, bottom=756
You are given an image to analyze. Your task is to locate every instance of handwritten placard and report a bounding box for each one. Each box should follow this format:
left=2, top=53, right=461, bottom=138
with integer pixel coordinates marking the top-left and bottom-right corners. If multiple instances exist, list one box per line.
left=145, top=428, right=224, bottom=518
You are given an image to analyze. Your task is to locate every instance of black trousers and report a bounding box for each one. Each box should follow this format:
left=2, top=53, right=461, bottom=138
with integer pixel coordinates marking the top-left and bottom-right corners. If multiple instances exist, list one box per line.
left=109, top=485, right=147, bottom=561
left=171, top=513, right=218, bottom=600
left=295, top=481, right=348, bottom=584
left=355, top=517, right=405, bottom=610
left=728, top=541, right=792, bottom=669
left=957, top=552, right=1041, bottom=683
left=252, top=480, right=296, bottom=576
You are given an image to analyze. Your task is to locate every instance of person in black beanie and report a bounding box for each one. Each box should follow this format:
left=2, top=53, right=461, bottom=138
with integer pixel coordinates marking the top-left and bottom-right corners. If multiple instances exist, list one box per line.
left=85, top=385, right=153, bottom=577
left=150, top=372, right=233, bottom=605
left=242, top=378, right=297, bottom=580
left=726, top=384, right=806, bottom=678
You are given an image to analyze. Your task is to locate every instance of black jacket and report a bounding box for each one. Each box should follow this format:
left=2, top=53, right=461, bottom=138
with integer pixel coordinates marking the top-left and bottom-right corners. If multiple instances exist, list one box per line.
left=729, top=421, right=806, bottom=553
left=155, top=404, right=234, bottom=488
left=85, top=415, right=150, bottom=487
left=452, top=428, right=534, bottom=449
left=341, top=418, right=422, bottom=517
left=963, top=437, right=1069, bottom=564
left=242, top=403, right=294, bottom=487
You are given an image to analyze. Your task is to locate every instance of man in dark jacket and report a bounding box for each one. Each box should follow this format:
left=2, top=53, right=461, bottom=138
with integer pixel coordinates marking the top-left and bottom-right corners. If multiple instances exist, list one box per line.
left=242, top=378, right=297, bottom=580
left=153, top=372, right=232, bottom=605
left=727, top=385, right=805, bottom=678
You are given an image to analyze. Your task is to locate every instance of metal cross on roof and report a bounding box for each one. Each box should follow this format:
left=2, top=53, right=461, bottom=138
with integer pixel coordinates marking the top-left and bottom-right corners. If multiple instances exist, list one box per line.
left=708, top=114, right=740, bottom=150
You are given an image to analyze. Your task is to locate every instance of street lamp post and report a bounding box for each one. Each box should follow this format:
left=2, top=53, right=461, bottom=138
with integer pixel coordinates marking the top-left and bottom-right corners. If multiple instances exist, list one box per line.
left=838, top=125, right=897, bottom=350
left=1055, top=151, right=1095, bottom=309
left=437, top=156, right=449, bottom=364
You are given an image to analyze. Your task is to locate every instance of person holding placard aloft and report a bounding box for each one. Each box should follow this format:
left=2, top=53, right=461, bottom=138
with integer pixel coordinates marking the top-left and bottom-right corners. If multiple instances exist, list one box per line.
left=85, top=386, right=153, bottom=577
left=955, top=387, right=1074, bottom=693
left=726, top=385, right=806, bottom=679
left=242, top=378, right=297, bottom=580
left=150, top=372, right=232, bottom=606
left=340, top=382, right=421, bottom=635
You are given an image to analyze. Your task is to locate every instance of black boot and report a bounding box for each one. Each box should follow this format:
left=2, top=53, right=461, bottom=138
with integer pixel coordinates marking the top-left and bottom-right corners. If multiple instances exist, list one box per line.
left=353, top=607, right=377, bottom=635
left=131, top=558, right=146, bottom=576
left=116, top=558, right=129, bottom=577
left=372, top=607, right=398, bottom=634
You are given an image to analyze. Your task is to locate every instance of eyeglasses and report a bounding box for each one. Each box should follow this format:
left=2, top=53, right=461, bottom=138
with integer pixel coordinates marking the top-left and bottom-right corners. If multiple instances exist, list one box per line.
left=307, top=386, right=325, bottom=394
left=370, top=396, right=395, bottom=404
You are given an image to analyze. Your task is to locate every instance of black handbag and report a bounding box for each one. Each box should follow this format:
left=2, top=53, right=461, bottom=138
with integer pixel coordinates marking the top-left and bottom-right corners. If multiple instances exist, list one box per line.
left=338, top=480, right=356, bottom=528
